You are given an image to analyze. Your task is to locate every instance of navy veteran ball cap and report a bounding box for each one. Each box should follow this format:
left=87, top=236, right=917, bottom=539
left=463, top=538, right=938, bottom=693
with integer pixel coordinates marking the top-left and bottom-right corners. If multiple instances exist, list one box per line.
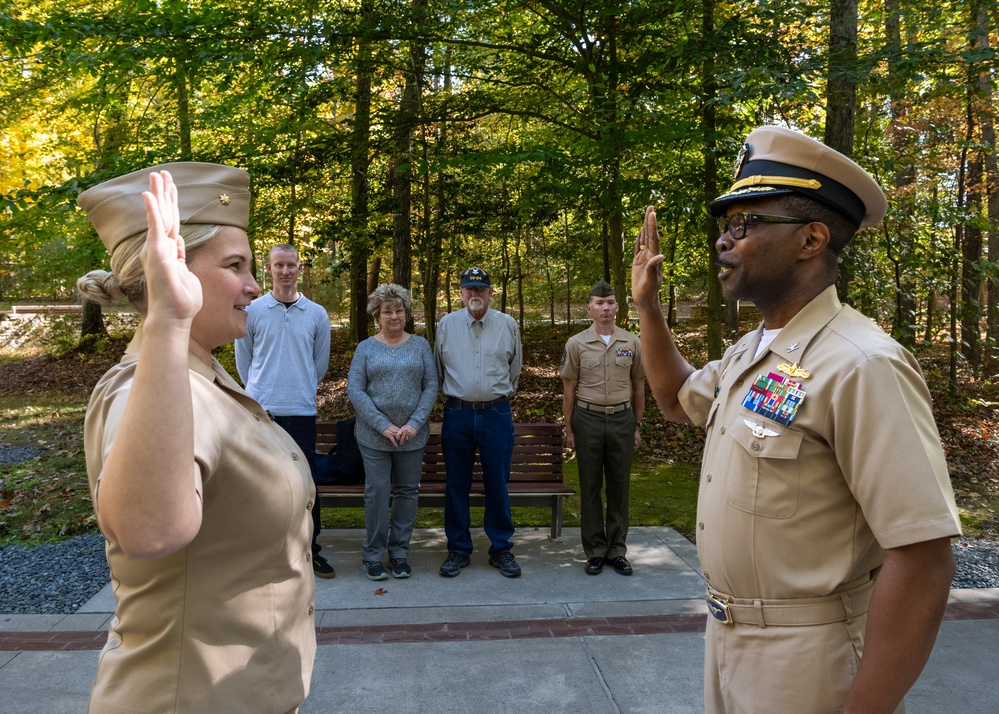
left=460, top=267, right=491, bottom=288
left=708, top=126, right=887, bottom=229
left=78, top=162, right=251, bottom=254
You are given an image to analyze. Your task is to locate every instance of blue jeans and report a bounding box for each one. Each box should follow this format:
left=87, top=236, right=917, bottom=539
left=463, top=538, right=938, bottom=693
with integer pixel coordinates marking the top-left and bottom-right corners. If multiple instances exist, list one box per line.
left=358, top=444, right=422, bottom=562
left=273, top=415, right=322, bottom=557
left=441, top=400, right=515, bottom=557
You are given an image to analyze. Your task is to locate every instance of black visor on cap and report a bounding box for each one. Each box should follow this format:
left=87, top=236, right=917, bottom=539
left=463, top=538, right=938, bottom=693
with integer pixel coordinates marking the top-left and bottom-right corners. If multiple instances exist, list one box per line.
left=709, top=159, right=867, bottom=228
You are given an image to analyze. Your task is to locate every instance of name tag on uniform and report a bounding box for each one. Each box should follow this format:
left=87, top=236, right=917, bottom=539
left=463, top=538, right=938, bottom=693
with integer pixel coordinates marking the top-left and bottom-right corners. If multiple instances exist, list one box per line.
left=742, top=372, right=806, bottom=426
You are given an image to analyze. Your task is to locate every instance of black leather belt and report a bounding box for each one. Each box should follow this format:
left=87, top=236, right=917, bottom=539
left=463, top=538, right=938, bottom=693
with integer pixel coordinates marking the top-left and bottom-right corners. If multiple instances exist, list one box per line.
left=577, top=400, right=631, bottom=415
left=446, top=396, right=510, bottom=410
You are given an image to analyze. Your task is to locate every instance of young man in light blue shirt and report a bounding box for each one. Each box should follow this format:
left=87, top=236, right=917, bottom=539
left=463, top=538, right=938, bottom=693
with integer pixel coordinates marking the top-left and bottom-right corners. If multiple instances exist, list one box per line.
left=236, top=244, right=334, bottom=578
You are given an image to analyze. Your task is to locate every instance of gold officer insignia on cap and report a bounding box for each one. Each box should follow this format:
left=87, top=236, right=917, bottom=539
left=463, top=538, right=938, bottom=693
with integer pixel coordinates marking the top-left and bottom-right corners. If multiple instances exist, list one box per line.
left=744, top=419, right=780, bottom=439
left=219, top=193, right=231, bottom=205
left=732, top=175, right=821, bottom=191
left=776, top=362, right=811, bottom=379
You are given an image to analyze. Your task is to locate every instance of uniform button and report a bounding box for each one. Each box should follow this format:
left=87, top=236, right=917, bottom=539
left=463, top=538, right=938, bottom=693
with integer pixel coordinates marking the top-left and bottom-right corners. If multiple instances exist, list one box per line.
left=698, top=522, right=704, bottom=530
left=706, top=474, right=712, bottom=482
left=308, top=605, right=314, bottom=615
left=752, top=441, right=761, bottom=451
left=253, top=414, right=261, bottom=421
left=307, top=501, right=314, bottom=510
left=736, top=380, right=744, bottom=388
left=720, top=426, right=726, bottom=435
left=291, top=452, right=300, bottom=461
left=306, top=553, right=311, bottom=563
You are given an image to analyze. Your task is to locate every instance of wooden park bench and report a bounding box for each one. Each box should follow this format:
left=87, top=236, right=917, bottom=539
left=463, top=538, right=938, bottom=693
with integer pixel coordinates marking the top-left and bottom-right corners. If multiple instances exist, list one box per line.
left=315, top=421, right=573, bottom=540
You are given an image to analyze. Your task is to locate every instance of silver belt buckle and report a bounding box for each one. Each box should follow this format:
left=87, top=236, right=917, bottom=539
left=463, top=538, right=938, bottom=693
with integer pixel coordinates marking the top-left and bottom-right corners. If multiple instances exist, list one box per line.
left=705, top=595, right=733, bottom=625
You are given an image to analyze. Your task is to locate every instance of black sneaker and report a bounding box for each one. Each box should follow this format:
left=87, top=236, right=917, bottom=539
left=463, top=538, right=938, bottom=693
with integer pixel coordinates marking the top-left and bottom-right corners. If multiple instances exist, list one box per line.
left=389, top=558, right=412, bottom=579
left=362, top=560, right=388, bottom=581
left=313, top=554, right=336, bottom=579
left=488, top=552, right=522, bottom=578
left=439, top=552, right=470, bottom=577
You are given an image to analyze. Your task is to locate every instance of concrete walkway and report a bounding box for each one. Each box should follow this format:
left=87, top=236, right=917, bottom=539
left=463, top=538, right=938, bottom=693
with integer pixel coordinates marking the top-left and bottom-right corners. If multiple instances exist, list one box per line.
left=2, top=527, right=998, bottom=713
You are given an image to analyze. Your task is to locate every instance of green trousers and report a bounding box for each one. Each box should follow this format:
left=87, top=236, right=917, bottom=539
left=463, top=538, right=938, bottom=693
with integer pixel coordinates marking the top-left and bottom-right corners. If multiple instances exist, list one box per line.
left=570, top=407, right=635, bottom=560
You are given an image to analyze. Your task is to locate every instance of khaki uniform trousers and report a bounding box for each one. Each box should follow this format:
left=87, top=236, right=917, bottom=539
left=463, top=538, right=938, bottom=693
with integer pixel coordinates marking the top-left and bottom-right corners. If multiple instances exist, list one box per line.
left=704, top=601, right=904, bottom=714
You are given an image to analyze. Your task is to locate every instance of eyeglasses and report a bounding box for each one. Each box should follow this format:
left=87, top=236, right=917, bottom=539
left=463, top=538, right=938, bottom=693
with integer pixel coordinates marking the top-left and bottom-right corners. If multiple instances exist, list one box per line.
left=717, top=213, right=815, bottom=240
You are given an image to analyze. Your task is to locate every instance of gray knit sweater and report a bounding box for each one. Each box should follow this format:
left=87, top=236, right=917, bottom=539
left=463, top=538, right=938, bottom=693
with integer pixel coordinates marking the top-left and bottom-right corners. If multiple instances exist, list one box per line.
left=347, top=335, right=438, bottom=451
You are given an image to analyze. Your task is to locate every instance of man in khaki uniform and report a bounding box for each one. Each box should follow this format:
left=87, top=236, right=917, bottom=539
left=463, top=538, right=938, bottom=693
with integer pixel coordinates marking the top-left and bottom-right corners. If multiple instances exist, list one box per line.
left=561, top=280, right=645, bottom=576
left=632, top=126, right=960, bottom=713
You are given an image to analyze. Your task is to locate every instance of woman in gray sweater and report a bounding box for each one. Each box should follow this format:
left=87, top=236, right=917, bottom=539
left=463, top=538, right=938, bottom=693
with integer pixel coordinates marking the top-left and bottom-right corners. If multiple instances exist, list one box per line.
left=347, top=284, right=438, bottom=580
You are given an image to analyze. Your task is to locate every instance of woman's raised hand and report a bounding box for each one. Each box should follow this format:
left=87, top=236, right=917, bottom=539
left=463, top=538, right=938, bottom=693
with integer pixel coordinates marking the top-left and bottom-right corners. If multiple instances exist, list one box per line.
left=140, top=171, right=203, bottom=325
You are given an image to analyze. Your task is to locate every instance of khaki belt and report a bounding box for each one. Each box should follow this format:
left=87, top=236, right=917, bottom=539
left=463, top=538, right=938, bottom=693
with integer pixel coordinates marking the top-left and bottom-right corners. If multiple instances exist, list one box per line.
left=577, top=400, right=631, bottom=415
left=705, top=578, right=876, bottom=627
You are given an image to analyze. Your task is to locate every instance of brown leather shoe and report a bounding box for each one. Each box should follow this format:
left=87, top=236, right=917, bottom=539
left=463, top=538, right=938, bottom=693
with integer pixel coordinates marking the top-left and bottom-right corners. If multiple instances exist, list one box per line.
left=606, top=556, right=633, bottom=576
left=584, top=557, right=604, bottom=575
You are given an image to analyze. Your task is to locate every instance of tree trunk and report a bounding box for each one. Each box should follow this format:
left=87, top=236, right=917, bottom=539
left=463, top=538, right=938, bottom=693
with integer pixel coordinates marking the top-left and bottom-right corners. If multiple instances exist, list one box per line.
left=701, top=0, right=722, bottom=360
left=952, top=129, right=970, bottom=396
left=80, top=298, right=106, bottom=338
left=367, top=256, right=382, bottom=296
left=392, top=0, right=427, bottom=322
left=886, top=0, right=917, bottom=348
left=826, top=0, right=859, bottom=304
left=970, top=0, right=999, bottom=372
left=962, top=152, right=983, bottom=371
left=516, top=229, right=525, bottom=331
left=422, top=46, right=450, bottom=343
left=348, top=3, right=374, bottom=345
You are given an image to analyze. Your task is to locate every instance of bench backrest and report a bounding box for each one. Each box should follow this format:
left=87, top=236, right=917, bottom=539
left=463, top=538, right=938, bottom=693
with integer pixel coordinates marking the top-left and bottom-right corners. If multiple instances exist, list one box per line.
left=316, top=421, right=563, bottom=483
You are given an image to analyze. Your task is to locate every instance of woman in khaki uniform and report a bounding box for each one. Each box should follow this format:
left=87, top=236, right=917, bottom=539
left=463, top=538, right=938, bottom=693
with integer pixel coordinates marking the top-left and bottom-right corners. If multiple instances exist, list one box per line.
left=77, top=164, right=316, bottom=713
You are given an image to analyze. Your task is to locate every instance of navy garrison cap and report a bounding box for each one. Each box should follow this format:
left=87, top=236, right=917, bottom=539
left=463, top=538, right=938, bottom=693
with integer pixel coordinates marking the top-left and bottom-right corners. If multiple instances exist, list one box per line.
left=78, top=162, right=251, bottom=254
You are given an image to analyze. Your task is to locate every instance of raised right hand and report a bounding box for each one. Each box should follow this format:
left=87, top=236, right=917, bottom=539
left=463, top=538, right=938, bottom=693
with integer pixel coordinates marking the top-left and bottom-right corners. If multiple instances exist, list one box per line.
left=631, top=205, right=664, bottom=312
left=140, top=171, right=203, bottom=325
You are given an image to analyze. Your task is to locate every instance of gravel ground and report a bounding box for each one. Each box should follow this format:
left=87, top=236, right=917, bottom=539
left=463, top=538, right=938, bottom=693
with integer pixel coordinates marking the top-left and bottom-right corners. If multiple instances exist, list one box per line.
left=0, top=533, right=996, bottom=615
left=0, top=445, right=46, bottom=463
left=0, top=533, right=109, bottom=614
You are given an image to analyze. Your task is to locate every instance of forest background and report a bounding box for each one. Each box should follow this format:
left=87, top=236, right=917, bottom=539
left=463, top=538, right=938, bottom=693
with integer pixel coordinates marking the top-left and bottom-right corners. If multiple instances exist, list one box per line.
left=2, top=1, right=999, bottom=542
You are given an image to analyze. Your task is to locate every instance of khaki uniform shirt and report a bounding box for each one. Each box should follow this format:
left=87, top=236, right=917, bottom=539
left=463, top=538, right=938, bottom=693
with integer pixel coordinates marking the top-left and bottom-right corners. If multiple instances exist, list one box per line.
left=84, top=330, right=316, bottom=713
left=561, top=326, right=645, bottom=405
left=679, top=286, right=959, bottom=600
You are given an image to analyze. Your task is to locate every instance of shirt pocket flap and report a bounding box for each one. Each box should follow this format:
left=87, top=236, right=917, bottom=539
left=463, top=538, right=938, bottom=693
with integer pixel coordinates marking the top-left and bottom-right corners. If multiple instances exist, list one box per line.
left=730, top=421, right=804, bottom=459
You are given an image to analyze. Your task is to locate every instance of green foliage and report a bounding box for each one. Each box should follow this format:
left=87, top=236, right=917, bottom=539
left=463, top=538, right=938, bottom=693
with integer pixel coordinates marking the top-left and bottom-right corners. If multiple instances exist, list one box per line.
left=1, top=0, right=998, bottom=366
